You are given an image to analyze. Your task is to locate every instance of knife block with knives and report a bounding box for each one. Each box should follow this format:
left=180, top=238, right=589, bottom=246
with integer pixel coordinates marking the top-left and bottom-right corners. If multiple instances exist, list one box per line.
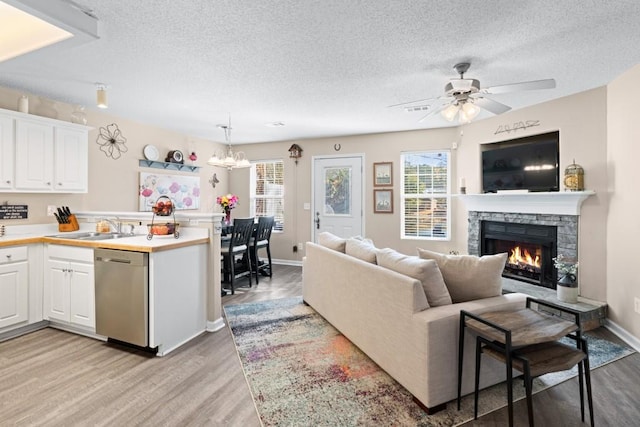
left=55, top=206, right=80, bottom=232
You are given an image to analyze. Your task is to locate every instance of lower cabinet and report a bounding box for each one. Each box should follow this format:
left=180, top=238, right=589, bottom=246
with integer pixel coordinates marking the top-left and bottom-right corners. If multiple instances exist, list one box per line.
left=44, top=245, right=95, bottom=329
left=0, top=246, right=29, bottom=329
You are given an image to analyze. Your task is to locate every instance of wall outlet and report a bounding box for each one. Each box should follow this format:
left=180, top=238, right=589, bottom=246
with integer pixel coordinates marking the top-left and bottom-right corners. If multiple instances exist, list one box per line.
left=298, top=242, right=304, bottom=252
left=46, top=205, right=57, bottom=216
left=635, top=297, right=640, bottom=314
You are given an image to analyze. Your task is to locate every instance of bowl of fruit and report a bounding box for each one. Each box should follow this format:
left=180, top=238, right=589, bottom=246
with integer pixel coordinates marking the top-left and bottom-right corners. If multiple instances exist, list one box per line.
left=147, top=222, right=179, bottom=236
left=152, top=196, right=174, bottom=216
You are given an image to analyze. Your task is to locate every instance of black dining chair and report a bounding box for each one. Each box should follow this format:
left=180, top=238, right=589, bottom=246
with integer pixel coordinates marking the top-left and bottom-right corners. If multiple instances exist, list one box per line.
left=250, top=216, right=274, bottom=283
left=221, top=217, right=254, bottom=294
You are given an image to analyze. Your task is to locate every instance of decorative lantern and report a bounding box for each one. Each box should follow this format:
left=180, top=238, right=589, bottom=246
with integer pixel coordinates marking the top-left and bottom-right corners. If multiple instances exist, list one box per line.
left=563, top=160, right=584, bottom=191
left=288, top=144, right=303, bottom=164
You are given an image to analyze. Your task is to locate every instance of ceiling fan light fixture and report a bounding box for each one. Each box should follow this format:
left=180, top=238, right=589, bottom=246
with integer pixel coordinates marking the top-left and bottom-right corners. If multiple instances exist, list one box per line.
left=461, top=101, right=481, bottom=121
left=441, top=103, right=460, bottom=121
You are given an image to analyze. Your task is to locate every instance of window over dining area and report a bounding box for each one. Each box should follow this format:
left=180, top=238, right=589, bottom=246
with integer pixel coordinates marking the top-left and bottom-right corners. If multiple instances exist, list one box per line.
left=250, top=160, right=285, bottom=231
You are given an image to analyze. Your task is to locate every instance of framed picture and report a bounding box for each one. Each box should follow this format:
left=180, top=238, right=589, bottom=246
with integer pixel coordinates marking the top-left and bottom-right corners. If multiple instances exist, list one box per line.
left=374, top=189, right=393, bottom=213
left=373, top=162, right=393, bottom=186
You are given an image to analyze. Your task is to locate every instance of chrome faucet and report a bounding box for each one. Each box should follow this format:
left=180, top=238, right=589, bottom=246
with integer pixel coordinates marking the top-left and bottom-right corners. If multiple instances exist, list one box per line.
left=102, top=217, right=121, bottom=233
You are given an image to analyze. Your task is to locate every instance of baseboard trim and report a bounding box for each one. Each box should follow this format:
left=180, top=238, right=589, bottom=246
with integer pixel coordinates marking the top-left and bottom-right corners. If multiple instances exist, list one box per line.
left=604, top=319, right=640, bottom=352
left=273, top=259, right=303, bottom=267
left=0, top=320, right=49, bottom=343
left=207, top=317, right=226, bottom=332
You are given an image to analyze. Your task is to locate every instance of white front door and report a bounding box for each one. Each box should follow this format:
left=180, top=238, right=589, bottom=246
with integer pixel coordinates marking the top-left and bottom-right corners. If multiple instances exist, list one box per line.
left=312, top=155, right=364, bottom=241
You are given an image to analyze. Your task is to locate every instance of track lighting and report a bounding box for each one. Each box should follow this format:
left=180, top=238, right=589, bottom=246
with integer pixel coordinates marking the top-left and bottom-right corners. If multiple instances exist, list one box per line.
left=96, top=84, right=108, bottom=109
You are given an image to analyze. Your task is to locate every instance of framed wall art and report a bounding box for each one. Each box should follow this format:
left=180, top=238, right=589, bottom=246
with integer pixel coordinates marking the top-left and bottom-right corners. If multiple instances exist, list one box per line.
left=373, top=162, right=393, bottom=186
left=139, top=172, right=201, bottom=211
left=373, top=189, right=393, bottom=213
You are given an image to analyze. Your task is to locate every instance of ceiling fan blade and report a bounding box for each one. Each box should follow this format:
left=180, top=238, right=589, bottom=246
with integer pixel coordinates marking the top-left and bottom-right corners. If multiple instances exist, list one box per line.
left=386, top=97, right=440, bottom=108
left=473, top=97, right=512, bottom=115
left=418, top=104, right=447, bottom=122
left=482, top=78, right=556, bottom=95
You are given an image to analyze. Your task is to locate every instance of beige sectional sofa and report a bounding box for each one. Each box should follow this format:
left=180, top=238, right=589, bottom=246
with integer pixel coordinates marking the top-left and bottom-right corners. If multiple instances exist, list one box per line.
left=302, top=236, right=528, bottom=412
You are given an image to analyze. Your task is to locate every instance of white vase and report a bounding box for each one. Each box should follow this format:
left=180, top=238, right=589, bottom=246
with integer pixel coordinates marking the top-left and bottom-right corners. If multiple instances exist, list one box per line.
left=557, top=284, right=578, bottom=303
left=18, top=95, right=29, bottom=113
left=70, top=105, right=87, bottom=124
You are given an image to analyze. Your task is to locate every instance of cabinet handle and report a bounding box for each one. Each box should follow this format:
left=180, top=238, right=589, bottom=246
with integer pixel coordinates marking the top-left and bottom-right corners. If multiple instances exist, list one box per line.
left=6, top=254, right=11, bottom=260
left=47, top=182, right=51, bottom=186
left=5, top=180, right=9, bottom=184
left=58, top=183, right=62, bottom=186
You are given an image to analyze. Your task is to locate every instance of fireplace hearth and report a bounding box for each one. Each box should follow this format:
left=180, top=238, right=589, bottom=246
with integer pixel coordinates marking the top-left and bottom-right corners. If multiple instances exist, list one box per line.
left=481, top=220, right=557, bottom=289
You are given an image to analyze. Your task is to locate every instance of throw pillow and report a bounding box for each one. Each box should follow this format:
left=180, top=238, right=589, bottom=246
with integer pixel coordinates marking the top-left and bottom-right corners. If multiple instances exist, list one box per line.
left=345, top=237, right=378, bottom=264
left=417, top=248, right=507, bottom=303
left=317, top=232, right=347, bottom=253
left=377, top=248, right=452, bottom=307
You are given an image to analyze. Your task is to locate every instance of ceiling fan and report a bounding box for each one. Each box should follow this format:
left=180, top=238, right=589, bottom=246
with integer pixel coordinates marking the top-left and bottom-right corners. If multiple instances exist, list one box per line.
left=388, top=62, right=556, bottom=123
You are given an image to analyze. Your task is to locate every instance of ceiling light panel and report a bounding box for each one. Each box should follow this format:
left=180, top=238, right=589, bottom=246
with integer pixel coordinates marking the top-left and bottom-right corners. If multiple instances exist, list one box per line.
left=0, top=1, right=73, bottom=62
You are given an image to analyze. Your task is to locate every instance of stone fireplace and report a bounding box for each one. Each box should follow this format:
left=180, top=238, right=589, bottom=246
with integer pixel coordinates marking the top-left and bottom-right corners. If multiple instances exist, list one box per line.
left=480, top=220, right=558, bottom=288
left=462, top=192, right=591, bottom=290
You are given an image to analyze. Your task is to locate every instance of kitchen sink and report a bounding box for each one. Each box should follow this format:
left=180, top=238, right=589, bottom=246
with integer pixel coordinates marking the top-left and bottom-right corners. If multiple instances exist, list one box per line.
left=48, top=232, right=134, bottom=241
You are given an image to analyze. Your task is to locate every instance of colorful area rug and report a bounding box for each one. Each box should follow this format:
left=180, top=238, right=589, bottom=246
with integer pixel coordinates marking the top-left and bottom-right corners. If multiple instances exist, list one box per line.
left=224, top=297, right=633, bottom=426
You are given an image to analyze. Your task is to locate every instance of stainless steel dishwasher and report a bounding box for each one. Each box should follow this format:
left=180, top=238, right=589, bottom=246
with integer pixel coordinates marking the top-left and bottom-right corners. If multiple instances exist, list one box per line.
left=94, top=248, right=149, bottom=348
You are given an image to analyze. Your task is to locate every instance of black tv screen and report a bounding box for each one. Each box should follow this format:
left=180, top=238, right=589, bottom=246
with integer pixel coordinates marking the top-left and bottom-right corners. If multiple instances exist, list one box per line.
left=481, top=131, right=559, bottom=193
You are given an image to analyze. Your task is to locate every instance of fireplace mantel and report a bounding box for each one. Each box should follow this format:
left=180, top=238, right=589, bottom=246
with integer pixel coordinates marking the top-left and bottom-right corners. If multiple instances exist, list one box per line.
left=458, top=191, right=595, bottom=215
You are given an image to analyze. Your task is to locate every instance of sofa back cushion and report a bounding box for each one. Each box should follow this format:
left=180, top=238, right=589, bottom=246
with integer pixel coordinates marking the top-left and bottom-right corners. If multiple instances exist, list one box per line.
left=417, top=248, right=507, bottom=303
left=345, top=238, right=378, bottom=264
left=317, top=232, right=347, bottom=253
left=377, top=248, right=452, bottom=307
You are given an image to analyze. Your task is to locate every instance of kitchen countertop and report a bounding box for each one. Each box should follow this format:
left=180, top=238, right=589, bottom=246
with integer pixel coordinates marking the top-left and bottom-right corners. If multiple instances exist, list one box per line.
left=0, top=228, right=209, bottom=252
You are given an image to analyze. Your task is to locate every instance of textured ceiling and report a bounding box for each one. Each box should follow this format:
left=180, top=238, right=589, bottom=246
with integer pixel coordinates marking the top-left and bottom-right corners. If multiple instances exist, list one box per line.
left=2, top=0, right=640, bottom=143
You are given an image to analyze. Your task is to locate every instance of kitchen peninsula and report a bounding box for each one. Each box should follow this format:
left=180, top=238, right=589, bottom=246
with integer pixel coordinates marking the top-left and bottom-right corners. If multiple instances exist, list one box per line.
left=0, top=211, right=224, bottom=356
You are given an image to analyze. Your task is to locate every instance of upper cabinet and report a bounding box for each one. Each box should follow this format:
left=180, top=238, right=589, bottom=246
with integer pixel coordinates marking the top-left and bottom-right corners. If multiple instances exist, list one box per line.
left=0, top=108, right=89, bottom=193
left=0, top=115, right=14, bottom=190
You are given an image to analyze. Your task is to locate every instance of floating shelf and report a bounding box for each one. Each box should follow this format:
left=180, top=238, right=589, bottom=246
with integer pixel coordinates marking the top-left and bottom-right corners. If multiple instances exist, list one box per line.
left=139, top=159, right=200, bottom=173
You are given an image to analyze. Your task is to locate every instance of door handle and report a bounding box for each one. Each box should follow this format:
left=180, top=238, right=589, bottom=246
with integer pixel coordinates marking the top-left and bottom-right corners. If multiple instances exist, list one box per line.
left=315, top=212, right=320, bottom=229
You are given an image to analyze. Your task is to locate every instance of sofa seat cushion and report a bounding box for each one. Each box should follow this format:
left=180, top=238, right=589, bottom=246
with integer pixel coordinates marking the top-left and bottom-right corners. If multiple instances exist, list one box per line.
left=377, top=248, right=452, bottom=307
left=317, top=232, right=347, bottom=253
left=345, top=237, right=378, bottom=264
left=417, top=248, right=507, bottom=303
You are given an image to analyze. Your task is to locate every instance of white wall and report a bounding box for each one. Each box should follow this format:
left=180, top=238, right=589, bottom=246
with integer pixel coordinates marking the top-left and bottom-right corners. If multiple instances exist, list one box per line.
left=606, top=64, right=640, bottom=339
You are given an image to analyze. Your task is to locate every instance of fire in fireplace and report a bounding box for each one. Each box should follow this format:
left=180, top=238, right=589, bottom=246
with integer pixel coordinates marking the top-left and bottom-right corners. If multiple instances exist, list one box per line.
left=504, top=243, right=541, bottom=281
left=481, top=221, right=557, bottom=289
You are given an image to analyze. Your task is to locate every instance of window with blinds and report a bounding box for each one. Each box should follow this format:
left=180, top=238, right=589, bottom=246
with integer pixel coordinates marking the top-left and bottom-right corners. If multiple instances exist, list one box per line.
left=250, top=160, right=285, bottom=231
left=400, top=151, right=450, bottom=240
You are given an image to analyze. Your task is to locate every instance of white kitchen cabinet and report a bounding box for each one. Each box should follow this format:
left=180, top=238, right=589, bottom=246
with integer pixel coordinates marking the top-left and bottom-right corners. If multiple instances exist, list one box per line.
left=44, top=245, right=95, bottom=329
left=0, top=108, right=89, bottom=193
left=0, top=115, right=14, bottom=190
left=14, top=119, right=55, bottom=190
left=54, top=127, right=88, bottom=192
left=0, top=246, right=29, bottom=329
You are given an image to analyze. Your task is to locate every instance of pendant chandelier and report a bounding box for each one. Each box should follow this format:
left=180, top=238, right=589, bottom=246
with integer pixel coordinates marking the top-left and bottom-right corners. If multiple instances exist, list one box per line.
left=207, top=116, right=251, bottom=170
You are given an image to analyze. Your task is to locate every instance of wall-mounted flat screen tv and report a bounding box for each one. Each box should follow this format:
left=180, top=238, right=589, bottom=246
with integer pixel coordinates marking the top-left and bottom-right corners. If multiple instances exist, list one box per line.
left=481, top=131, right=560, bottom=193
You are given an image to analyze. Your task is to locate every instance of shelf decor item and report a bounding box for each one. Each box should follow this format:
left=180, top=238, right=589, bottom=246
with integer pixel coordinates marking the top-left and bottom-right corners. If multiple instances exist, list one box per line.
left=564, top=160, right=584, bottom=191
left=70, top=105, right=87, bottom=124
left=217, top=193, right=238, bottom=225
left=17, top=95, right=29, bottom=113
left=553, top=254, right=579, bottom=303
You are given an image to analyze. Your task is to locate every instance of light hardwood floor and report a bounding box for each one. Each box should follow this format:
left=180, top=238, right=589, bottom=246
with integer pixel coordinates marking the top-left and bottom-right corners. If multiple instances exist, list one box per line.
left=1, top=265, right=638, bottom=426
